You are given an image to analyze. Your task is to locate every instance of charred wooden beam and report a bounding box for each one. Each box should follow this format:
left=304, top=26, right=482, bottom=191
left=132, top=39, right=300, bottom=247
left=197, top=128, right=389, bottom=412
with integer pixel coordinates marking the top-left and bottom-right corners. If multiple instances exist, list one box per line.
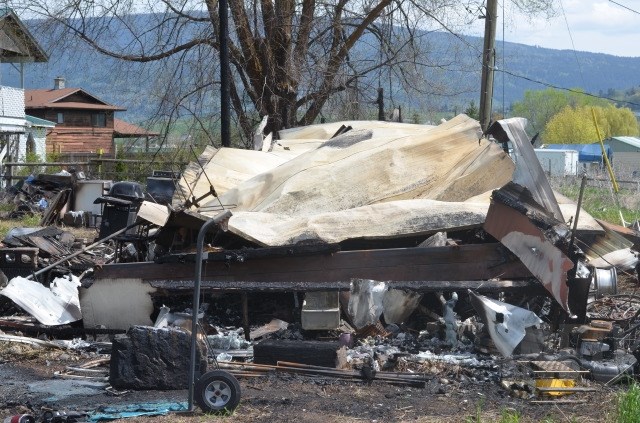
left=93, top=243, right=532, bottom=287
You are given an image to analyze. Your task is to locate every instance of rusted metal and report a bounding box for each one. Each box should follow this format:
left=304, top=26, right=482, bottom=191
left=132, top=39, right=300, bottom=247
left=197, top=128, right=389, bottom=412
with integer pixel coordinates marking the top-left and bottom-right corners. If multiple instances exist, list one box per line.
left=484, top=183, right=574, bottom=312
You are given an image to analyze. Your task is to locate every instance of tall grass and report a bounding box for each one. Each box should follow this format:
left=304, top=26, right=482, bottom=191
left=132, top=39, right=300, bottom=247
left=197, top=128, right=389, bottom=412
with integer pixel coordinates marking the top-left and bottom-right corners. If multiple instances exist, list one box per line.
left=615, top=383, right=640, bottom=423
left=551, top=175, right=640, bottom=224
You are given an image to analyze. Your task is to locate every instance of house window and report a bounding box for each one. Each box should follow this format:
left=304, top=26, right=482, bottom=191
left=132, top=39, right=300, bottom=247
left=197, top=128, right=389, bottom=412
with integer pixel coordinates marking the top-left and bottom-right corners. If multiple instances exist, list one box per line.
left=57, top=112, right=64, bottom=124
left=91, top=113, right=106, bottom=127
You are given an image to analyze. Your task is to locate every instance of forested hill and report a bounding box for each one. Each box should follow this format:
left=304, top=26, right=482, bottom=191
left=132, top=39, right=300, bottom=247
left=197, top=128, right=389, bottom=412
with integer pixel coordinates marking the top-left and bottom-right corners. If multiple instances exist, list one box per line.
left=6, top=15, right=640, bottom=123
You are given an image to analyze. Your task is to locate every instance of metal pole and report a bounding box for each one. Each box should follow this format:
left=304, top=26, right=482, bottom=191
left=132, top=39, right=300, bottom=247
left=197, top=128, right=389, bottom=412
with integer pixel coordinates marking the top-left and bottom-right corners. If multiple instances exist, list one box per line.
left=219, top=0, right=231, bottom=147
left=377, top=88, right=385, bottom=121
left=242, top=293, right=250, bottom=341
left=479, top=0, right=498, bottom=132
left=188, top=210, right=232, bottom=411
left=569, top=174, right=587, bottom=252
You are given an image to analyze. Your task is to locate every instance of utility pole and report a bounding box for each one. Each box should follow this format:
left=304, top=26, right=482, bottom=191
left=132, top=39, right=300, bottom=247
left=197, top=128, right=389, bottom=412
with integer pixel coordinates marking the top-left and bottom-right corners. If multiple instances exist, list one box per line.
left=479, top=0, right=498, bottom=133
left=219, top=0, right=231, bottom=147
left=377, top=87, right=385, bottom=121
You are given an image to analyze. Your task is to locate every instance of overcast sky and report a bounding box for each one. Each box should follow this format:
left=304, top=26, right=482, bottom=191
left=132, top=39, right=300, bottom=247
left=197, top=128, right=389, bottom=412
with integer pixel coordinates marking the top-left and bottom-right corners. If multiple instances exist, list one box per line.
left=466, top=0, right=640, bottom=57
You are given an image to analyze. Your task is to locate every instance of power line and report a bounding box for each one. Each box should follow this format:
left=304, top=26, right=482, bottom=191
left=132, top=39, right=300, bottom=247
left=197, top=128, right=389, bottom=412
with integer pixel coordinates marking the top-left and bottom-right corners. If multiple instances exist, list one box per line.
left=609, top=0, right=640, bottom=15
left=494, top=67, right=640, bottom=108
left=559, top=0, right=587, bottom=88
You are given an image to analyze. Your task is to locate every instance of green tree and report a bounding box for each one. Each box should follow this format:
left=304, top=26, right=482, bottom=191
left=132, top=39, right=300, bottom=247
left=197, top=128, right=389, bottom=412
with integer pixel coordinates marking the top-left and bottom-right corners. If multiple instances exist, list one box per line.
left=543, top=104, right=640, bottom=143
left=512, top=88, right=609, bottom=138
left=464, top=101, right=479, bottom=120
left=14, top=0, right=555, bottom=142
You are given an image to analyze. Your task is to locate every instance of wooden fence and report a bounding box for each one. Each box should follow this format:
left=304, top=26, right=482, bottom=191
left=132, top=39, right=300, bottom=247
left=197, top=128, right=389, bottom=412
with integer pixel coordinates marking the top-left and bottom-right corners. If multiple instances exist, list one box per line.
left=2, top=158, right=188, bottom=183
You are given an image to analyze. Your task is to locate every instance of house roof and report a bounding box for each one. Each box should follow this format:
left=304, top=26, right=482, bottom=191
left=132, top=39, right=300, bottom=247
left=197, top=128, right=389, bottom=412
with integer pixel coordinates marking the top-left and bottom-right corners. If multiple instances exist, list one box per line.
left=25, top=88, right=126, bottom=111
left=0, top=8, right=48, bottom=63
left=26, top=114, right=55, bottom=128
left=114, top=118, right=159, bottom=137
left=610, top=136, right=640, bottom=149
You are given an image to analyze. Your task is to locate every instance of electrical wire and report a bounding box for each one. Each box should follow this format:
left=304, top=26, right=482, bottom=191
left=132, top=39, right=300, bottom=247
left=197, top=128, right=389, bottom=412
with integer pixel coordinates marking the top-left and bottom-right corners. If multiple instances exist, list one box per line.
left=609, top=0, right=640, bottom=15
left=559, top=0, right=587, bottom=88
left=493, top=68, right=640, bottom=109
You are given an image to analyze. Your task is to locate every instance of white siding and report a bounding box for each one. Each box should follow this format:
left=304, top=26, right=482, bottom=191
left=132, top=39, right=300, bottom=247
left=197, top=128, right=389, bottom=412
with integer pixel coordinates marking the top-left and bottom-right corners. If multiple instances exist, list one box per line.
left=0, top=87, right=25, bottom=119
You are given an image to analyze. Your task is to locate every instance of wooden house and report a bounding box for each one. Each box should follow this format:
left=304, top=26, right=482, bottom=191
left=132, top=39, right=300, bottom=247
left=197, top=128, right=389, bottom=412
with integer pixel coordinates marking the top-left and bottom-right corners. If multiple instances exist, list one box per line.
left=25, top=79, right=156, bottom=158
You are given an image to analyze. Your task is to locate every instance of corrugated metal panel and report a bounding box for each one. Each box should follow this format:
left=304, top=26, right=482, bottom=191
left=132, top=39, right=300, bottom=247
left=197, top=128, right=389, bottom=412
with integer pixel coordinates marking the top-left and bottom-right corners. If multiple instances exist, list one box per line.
left=487, top=118, right=564, bottom=222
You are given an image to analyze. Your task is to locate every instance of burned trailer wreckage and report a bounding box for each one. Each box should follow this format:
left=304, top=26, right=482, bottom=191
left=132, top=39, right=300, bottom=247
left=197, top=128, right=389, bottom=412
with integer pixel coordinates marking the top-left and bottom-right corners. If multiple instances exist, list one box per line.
left=78, top=115, right=608, bottom=333
left=4, top=114, right=640, bottom=419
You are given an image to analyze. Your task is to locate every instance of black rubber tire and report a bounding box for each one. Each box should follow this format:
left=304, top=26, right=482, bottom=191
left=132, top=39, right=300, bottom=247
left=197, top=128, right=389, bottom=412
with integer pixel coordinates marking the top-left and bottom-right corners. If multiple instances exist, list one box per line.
left=194, top=370, right=242, bottom=414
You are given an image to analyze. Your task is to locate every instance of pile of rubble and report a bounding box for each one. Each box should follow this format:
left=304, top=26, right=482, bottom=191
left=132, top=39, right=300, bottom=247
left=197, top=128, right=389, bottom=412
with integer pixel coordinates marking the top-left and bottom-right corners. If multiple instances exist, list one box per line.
left=1, top=115, right=640, bottom=418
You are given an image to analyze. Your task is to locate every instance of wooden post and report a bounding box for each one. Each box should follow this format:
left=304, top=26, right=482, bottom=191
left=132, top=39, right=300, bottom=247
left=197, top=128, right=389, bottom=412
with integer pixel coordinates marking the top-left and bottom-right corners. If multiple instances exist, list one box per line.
left=479, top=0, right=498, bottom=132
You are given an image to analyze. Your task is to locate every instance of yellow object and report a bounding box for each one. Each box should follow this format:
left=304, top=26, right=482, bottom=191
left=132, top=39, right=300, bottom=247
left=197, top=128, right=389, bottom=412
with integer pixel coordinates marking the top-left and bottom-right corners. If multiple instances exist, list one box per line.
left=535, top=378, right=576, bottom=397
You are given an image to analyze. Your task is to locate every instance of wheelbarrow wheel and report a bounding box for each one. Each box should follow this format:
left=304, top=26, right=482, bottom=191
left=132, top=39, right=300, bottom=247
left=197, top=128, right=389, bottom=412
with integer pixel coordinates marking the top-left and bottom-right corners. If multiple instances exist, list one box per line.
left=194, top=370, right=242, bottom=414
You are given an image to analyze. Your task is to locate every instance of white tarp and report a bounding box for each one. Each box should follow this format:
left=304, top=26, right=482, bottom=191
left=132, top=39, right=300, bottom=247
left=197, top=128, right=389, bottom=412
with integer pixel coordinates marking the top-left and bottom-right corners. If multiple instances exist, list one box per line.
left=1, top=275, right=82, bottom=325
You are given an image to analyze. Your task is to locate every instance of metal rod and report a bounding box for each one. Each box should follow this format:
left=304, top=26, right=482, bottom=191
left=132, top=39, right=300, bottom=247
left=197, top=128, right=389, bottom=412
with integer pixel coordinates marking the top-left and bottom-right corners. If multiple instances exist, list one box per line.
left=28, top=221, right=141, bottom=279
left=242, top=293, right=250, bottom=341
left=188, top=210, right=232, bottom=411
left=569, top=173, right=587, bottom=251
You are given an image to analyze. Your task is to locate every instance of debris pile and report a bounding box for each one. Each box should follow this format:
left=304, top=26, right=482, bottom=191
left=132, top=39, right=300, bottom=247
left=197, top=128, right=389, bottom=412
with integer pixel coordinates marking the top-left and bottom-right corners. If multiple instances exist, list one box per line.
left=1, top=115, right=640, bottom=418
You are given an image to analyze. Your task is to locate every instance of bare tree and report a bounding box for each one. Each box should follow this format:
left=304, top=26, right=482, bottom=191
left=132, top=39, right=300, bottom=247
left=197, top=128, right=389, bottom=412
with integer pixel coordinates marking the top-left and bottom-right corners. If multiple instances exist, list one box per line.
left=14, top=0, right=553, bottom=144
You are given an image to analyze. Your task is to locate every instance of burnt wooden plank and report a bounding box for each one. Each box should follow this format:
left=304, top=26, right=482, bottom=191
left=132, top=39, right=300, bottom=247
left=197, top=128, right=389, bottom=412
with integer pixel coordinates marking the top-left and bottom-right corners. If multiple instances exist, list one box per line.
left=95, top=243, right=532, bottom=284
left=254, top=340, right=345, bottom=368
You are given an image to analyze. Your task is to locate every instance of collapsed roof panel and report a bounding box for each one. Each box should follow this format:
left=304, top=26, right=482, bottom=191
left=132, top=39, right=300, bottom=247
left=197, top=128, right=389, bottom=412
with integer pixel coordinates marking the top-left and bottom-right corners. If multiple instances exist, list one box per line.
left=198, top=116, right=514, bottom=246
left=173, top=146, right=290, bottom=208
left=228, top=199, right=490, bottom=246
left=277, top=120, right=434, bottom=140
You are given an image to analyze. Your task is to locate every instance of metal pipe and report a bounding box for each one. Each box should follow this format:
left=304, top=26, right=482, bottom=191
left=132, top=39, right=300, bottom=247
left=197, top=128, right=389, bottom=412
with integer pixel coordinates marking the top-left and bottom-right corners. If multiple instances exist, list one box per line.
left=187, top=210, right=232, bottom=411
left=569, top=174, right=587, bottom=251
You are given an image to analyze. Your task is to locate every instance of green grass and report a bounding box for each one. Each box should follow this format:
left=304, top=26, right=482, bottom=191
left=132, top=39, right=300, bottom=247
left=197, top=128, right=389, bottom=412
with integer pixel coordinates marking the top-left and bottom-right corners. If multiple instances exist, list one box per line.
left=0, top=215, right=41, bottom=239
left=554, top=182, right=640, bottom=225
left=615, top=383, right=640, bottom=423
left=498, top=409, right=521, bottom=423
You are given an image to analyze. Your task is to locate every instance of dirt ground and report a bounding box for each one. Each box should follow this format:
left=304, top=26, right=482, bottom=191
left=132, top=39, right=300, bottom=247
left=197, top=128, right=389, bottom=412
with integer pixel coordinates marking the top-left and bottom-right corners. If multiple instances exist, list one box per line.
left=0, top=349, right=621, bottom=423
left=0, top=221, right=633, bottom=422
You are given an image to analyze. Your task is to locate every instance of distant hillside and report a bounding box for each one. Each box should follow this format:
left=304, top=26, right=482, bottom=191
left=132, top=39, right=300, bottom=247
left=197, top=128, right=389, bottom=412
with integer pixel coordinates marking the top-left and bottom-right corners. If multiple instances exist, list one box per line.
left=5, top=15, right=640, bottom=124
